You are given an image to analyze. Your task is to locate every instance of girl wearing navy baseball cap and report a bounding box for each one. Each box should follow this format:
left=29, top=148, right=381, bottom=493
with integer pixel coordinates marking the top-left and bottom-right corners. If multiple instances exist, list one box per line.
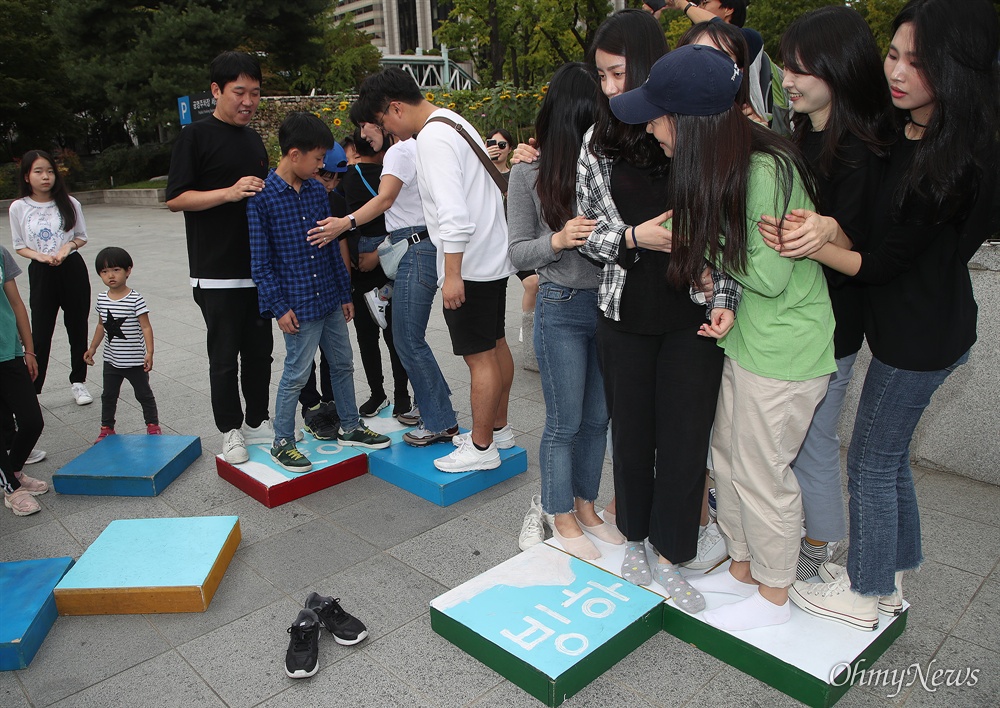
left=612, top=44, right=835, bottom=631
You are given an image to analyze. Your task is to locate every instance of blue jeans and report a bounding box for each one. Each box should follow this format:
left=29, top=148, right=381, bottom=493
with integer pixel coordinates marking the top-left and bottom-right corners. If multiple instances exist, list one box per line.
left=846, top=351, right=968, bottom=596
left=535, top=284, right=608, bottom=514
left=790, top=352, right=857, bottom=542
left=390, top=231, right=457, bottom=432
left=274, top=311, right=360, bottom=444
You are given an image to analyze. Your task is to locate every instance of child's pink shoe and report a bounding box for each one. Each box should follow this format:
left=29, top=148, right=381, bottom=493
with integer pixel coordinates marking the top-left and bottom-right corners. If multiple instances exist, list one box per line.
left=95, top=426, right=116, bottom=444
left=147, top=423, right=162, bottom=435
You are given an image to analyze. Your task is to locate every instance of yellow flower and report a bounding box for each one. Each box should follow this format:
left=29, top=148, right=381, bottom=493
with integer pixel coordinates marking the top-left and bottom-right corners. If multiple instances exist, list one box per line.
left=333, top=118, right=342, bottom=126
left=481, top=96, right=491, bottom=102
left=443, top=93, right=451, bottom=98
left=426, top=92, right=436, bottom=101
left=500, top=94, right=510, bottom=100
left=541, top=85, right=549, bottom=93
left=448, top=102, right=456, bottom=109
left=338, top=102, right=348, bottom=111
left=314, top=112, right=321, bottom=118
left=516, top=93, right=524, bottom=99
left=321, top=107, right=332, bottom=112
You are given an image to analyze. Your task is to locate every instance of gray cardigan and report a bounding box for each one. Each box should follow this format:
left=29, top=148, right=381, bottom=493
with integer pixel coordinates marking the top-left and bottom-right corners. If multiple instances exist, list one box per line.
left=506, top=162, right=601, bottom=291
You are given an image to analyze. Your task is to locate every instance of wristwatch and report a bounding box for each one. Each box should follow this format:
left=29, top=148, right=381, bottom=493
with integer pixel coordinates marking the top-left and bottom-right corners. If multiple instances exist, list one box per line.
left=348, top=214, right=357, bottom=231
left=684, top=1, right=698, bottom=16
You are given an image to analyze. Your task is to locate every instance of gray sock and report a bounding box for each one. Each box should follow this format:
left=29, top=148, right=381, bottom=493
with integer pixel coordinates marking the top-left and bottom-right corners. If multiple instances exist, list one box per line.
left=652, top=562, right=706, bottom=614
left=621, top=542, right=651, bottom=586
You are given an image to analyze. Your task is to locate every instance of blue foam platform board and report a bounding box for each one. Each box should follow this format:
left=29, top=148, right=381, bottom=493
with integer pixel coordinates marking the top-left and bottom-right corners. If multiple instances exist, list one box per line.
left=0, top=557, right=75, bottom=670
left=52, top=434, right=201, bottom=496
left=431, top=543, right=664, bottom=706
left=53, top=516, right=240, bottom=615
left=367, top=433, right=527, bottom=506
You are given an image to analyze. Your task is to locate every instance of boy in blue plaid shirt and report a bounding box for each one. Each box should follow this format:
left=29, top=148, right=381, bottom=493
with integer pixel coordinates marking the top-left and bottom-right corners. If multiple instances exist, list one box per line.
left=248, top=112, right=389, bottom=472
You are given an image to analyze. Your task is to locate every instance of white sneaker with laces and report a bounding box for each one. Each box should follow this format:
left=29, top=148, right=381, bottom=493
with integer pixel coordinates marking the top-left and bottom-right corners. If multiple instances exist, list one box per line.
left=243, top=418, right=301, bottom=443
left=519, top=494, right=546, bottom=551
left=788, top=573, right=879, bottom=631
left=71, top=383, right=93, bottom=405
left=223, top=428, right=249, bottom=464
left=681, top=521, right=728, bottom=570
left=25, top=449, right=47, bottom=465
left=363, top=288, right=389, bottom=329
left=452, top=424, right=516, bottom=450
left=433, top=439, right=500, bottom=473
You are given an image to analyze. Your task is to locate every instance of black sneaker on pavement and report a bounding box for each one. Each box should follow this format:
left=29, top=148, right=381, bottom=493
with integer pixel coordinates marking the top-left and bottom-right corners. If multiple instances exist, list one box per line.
left=303, top=402, right=339, bottom=440
left=358, top=393, right=388, bottom=418
left=285, top=608, right=321, bottom=678
left=305, top=592, right=369, bottom=645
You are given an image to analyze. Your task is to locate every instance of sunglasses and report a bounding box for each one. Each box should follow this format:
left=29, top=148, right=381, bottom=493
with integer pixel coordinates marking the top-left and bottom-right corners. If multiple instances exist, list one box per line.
left=496, top=141, right=508, bottom=149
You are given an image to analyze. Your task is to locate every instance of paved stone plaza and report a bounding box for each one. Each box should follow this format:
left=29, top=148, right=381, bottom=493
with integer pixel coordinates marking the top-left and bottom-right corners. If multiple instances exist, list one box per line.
left=2, top=204, right=998, bottom=707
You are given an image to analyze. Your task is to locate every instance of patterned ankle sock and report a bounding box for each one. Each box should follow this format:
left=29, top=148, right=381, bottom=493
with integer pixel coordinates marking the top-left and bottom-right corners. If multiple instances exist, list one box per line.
left=621, top=542, right=651, bottom=586
left=652, top=562, right=706, bottom=614
left=797, top=539, right=829, bottom=581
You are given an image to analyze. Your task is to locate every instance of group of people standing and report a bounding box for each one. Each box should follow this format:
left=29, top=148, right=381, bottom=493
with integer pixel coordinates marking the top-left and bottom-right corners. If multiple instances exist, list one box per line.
left=508, top=0, right=998, bottom=635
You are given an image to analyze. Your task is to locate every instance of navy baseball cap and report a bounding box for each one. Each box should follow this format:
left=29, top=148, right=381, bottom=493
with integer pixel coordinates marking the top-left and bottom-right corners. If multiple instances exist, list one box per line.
left=322, top=143, right=349, bottom=174
left=610, top=44, right=743, bottom=124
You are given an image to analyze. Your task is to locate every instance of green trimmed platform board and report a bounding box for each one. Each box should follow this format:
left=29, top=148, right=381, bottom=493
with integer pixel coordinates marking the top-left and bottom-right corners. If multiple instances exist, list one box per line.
left=430, top=543, right=664, bottom=706
left=546, top=534, right=908, bottom=707
left=54, top=516, right=241, bottom=615
left=0, top=557, right=74, bottom=670
left=52, top=434, right=201, bottom=496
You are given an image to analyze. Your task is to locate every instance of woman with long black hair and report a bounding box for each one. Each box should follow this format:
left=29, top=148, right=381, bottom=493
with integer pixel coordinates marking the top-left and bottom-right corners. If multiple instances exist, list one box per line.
left=507, top=62, right=620, bottom=560
left=782, top=0, right=999, bottom=630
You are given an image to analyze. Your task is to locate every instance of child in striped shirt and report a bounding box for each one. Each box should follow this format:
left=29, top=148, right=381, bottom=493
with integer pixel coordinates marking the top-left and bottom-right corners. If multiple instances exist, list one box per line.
left=84, top=247, right=160, bottom=443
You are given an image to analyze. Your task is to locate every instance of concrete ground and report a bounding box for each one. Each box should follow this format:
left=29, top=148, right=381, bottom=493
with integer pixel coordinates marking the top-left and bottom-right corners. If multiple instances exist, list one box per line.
left=2, top=205, right=997, bottom=708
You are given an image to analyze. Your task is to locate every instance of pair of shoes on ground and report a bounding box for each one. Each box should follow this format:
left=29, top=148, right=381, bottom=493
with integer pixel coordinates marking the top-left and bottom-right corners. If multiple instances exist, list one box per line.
left=285, top=593, right=368, bottom=679
left=94, top=423, right=162, bottom=445
left=551, top=512, right=625, bottom=561
left=451, top=424, right=515, bottom=451
left=3, top=471, right=49, bottom=516
left=362, top=284, right=392, bottom=329
left=432, top=424, right=520, bottom=473
left=303, top=401, right=340, bottom=440
left=71, top=382, right=93, bottom=405
left=394, top=403, right=420, bottom=427
left=222, top=419, right=304, bottom=464
left=788, top=561, right=903, bottom=632
left=271, top=426, right=391, bottom=472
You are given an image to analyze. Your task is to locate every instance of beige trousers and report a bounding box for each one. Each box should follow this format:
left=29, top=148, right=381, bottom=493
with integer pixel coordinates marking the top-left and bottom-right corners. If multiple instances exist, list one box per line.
left=711, top=357, right=830, bottom=588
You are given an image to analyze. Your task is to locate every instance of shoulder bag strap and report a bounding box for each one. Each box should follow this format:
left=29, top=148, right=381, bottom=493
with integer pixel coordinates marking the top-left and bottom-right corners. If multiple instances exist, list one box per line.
left=423, top=116, right=508, bottom=195
left=354, top=164, right=378, bottom=197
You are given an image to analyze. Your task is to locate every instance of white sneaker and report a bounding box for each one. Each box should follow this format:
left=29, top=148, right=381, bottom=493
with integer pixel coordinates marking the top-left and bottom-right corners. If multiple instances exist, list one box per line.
left=452, top=424, right=516, bottom=450
left=71, top=383, right=93, bottom=405
left=681, top=521, right=728, bottom=570
left=25, top=449, right=47, bottom=465
left=243, top=418, right=302, bottom=443
left=789, top=573, right=879, bottom=631
left=222, top=429, right=249, bottom=464
left=433, top=439, right=500, bottom=473
left=519, top=494, right=546, bottom=551
left=363, top=287, right=389, bottom=329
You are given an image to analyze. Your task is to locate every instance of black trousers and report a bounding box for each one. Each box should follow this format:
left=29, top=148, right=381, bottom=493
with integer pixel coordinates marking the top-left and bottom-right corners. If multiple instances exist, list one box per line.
left=298, top=351, right=334, bottom=411
left=101, top=362, right=158, bottom=427
left=0, top=358, right=44, bottom=492
left=192, top=287, right=273, bottom=433
left=351, top=280, right=408, bottom=400
left=28, top=252, right=91, bottom=392
left=596, top=320, right=724, bottom=563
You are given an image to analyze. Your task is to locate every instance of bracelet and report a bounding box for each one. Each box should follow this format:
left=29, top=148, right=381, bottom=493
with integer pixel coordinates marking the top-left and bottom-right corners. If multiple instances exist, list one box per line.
left=630, top=226, right=639, bottom=249
left=684, top=2, right=697, bottom=16
left=23, top=351, right=36, bottom=357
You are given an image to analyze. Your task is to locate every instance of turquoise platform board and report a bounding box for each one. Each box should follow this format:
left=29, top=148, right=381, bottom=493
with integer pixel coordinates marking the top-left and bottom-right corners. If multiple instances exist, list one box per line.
left=54, top=516, right=241, bottom=615
left=431, top=543, right=664, bottom=706
left=367, top=432, right=528, bottom=506
left=52, top=434, right=201, bottom=496
left=0, top=557, right=74, bottom=670
left=546, top=532, right=908, bottom=708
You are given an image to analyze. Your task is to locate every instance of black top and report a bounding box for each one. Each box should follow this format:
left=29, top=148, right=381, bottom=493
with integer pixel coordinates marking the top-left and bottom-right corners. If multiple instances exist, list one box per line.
left=856, top=133, right=1000, bottom=371
left=605, top=160, right=706, bottom=335
left=343, top=162, right=389, bottom=289
left=801, top=130, right=882, bottom=359
left=166, top=117, right=269, bottom=281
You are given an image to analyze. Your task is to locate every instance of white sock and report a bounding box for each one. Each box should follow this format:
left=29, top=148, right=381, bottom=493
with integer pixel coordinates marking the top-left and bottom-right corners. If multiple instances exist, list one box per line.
left=702, top=590, right=791, bottom=631
left=687, top=568, right=757, bottom=597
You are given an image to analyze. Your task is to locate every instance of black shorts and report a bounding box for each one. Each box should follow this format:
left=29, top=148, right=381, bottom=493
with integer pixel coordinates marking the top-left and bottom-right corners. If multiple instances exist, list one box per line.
left=443, top=278, right=508, bottom=356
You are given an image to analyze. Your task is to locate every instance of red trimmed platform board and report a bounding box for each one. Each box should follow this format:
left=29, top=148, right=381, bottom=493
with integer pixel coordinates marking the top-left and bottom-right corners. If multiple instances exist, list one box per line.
left=52, top=434, right=201, bottom=496
left=54, top=516, right=241, bottom=615
left=1, top=557, right=75, bottom=670
left=431, top=543, right=664, bottom=707
left=215, top=409, right=412, bottom=508
left=547, top=528, right=908, bottom=708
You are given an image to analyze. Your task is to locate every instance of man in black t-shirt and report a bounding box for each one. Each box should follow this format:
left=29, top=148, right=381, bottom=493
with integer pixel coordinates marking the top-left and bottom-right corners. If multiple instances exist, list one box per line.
left=166, top=51, right=273, bottom=465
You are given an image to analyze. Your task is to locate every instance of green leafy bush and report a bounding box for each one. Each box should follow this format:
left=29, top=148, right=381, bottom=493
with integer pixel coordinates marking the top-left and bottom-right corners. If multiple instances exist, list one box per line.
left=92, top=143, right=174, bottom=187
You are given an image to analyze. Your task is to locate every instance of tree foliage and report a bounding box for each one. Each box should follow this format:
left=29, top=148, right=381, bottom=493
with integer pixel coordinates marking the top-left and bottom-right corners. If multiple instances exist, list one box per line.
left=435, top=0, right=612, bottom=87
left=282, top=15, right=383, bottom=95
